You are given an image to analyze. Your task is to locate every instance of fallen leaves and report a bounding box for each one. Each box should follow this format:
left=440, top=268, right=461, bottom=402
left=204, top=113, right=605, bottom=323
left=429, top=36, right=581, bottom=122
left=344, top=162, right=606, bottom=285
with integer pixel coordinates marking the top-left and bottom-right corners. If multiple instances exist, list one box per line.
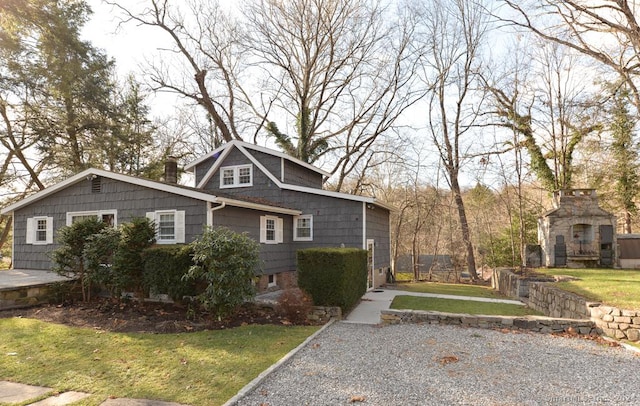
left=551, top=331, right=621, bottom=347
left=438, top=355, right=459, bottom=365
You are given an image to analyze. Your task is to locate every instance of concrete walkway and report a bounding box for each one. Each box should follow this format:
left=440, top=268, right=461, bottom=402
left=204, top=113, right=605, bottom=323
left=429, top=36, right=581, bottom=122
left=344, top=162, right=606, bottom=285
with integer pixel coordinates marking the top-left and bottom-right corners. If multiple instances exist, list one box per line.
left=344, top=288, right=525, bottom=324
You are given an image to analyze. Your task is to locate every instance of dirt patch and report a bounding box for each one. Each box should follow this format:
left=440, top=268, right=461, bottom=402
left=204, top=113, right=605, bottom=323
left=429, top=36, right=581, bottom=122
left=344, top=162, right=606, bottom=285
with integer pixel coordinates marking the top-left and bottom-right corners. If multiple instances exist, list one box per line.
left=0, top=299, right=319, bottom=333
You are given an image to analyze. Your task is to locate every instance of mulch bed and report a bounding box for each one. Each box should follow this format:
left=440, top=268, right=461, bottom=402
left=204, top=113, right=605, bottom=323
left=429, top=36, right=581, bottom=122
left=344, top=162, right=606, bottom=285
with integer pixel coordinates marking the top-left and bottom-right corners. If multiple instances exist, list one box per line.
left=0, top=299, right=318, bottom=333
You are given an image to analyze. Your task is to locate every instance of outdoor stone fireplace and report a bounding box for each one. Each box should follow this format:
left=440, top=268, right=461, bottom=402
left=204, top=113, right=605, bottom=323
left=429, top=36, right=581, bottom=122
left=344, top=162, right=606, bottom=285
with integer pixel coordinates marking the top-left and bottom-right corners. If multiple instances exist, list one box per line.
left=538, top=189, right=616, bottom=268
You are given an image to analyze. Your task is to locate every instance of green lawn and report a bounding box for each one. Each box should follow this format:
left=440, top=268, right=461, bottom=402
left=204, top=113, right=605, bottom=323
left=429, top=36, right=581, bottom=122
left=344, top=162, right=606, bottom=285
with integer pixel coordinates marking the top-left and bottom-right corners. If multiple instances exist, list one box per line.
left=390, top=295, right=541, bottom=316
left=394, top=281, right=509, bottom=299
left=536, top=268, right=640, bottom=310
left=0, top=318, right=318, bottom=406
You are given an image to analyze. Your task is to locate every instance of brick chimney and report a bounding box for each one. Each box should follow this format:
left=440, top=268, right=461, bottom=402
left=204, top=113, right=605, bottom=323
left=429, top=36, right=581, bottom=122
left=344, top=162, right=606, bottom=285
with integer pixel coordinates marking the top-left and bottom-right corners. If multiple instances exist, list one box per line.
left=164, top=156, right=178, bottom=184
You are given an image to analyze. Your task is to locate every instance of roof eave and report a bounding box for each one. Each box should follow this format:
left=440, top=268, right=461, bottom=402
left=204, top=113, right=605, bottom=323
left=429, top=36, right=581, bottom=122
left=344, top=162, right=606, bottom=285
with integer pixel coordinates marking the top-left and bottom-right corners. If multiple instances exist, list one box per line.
left=216, top=197, right=301, bottom=216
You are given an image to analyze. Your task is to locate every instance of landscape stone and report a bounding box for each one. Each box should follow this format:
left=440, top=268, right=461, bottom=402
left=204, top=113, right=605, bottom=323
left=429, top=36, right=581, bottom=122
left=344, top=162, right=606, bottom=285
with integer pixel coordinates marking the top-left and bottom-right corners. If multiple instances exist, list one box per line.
left=626, top=329, right=640, bottom=341
left=0, top=381, right=51, bottom=403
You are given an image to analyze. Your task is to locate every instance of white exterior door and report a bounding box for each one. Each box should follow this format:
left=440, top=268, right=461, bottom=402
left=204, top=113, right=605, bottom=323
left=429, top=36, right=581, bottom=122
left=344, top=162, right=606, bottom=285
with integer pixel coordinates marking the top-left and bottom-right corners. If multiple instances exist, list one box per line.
left=367, top=239, right=375, bottom=290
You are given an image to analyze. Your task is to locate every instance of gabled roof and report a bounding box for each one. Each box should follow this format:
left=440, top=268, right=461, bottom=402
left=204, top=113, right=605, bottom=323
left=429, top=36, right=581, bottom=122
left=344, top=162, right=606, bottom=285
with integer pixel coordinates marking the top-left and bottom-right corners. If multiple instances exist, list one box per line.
left=187, top=140, right=395, bottom=211
left=0, top=168, right=301, bottom=216
left=184, top=140, right=332, bottom=178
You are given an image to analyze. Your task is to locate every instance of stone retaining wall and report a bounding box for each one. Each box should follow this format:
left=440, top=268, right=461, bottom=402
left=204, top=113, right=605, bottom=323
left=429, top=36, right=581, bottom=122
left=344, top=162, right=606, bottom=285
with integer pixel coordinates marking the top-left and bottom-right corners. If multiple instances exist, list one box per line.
left=527, top=282, right=598, bottom=320
left=308, top=306, right=342, bottom=323
left=0, top=282, right=71, bottom=310
left=380, top=309, right=597, bottom=335
left=494, top=269, right=640, bottom=342
left=491, top=268, right=554, bottom=298
left=590, top=306, right=640, bottom=341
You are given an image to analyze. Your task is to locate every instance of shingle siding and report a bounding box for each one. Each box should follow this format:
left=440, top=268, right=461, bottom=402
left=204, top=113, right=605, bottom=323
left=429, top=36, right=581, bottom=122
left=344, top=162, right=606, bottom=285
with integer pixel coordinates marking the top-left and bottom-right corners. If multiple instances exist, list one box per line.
left=282, top=157, right=323, bottom=187
left=13, top=177, right=207, bottom=270
left=248, top=150, right=282, bottom=180
left=283, top=190, right=364, bottom=248
left=212, top=206, right=295, bottom=275
left=198, top=146, right=324, bottom=193
left=194, top=155, right=217, bottom=186
left=366, top=205, right=391, bottom=269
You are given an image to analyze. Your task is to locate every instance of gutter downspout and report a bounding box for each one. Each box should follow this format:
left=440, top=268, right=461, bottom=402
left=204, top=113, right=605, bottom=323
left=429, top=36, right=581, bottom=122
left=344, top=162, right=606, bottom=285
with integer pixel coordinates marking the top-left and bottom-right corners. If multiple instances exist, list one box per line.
left=207, top=201, right=226, bottom=227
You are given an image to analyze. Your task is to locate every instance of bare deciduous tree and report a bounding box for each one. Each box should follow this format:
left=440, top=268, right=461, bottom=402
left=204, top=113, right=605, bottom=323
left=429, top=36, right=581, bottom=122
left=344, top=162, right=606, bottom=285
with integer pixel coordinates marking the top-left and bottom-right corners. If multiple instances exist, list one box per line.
left=108, top=0, right=251, bottom=142
left=413, top=0, right=491, bottom=281
left=499, top=0, right=640, bottom=112
left=110, top=0, right=423, bottom=191
left=244, top=0, right=423, bottom=190
left=485, top=39, right=601, bottom=192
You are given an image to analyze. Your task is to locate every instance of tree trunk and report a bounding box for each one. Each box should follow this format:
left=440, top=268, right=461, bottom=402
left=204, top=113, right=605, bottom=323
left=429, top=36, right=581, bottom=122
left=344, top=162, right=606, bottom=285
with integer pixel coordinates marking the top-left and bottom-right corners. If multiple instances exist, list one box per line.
left=451, top=177, right=478, bottom=281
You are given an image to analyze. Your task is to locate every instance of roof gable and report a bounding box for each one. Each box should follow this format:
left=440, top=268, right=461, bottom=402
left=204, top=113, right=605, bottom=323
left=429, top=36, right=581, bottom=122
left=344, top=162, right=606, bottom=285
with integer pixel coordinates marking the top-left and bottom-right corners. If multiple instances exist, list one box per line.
left=185, top=140, right=331, bottom=178
left=188, top=142, right=395, bottom=211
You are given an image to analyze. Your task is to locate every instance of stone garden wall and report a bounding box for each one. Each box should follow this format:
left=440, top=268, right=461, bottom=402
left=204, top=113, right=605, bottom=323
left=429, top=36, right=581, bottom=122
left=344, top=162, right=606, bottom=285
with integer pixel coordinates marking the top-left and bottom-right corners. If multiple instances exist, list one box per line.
left=308, top=306, right=342, bottom=323
left=380, top=309, right=597, bottom=335
left=527, top=282, right=597, bottom=320
left=590, top=306, right=640, bottom=341
left=494, top=269, right=640, bottom=342
left=491, top=268, right=554, bottom=299
left=0, top=282, right=72, bottom=310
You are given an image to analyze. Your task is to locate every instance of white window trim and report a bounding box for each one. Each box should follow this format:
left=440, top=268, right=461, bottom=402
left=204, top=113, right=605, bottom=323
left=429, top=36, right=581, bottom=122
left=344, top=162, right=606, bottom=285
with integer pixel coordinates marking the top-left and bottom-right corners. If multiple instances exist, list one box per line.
left=260, top=215, right=283, bottom=244
left=146, top=210, right=186, bottom=244
left=293, top=214, right=313, bottom=241
left=219, top=164, right=253, bottom=188
left=26, top=216, right=53, bottom=245
left=66, top=210, right=118, bottom=227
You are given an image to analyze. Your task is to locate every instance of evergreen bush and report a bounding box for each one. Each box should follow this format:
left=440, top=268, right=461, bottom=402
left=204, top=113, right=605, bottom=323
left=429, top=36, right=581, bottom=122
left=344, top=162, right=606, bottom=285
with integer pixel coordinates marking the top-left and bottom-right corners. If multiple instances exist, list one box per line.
left=112, top=217, right=156, bottom=296
left=297, top=248, right=367, bottom=312
left=142, top=244, right=195, bottom=302
left=51, top=217, right=107, bottom=301
left=83, top=227, right=122, bottom=297
left=183, top=226, right=260, bottom=319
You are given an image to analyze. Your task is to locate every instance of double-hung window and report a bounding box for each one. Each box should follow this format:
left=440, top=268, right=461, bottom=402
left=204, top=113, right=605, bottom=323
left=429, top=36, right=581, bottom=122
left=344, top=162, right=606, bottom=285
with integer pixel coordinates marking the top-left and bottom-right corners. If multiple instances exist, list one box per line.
left=146, top=210, right=185, bottom=244
left=260, top=215, right=283, bottom=244
left=220, top=164, right=253, bottom=188
left=293, top=215, right=313, bottom=241
left=158, top=212, right=176, bottom=241
left=26, top=216, right=53, bottom=245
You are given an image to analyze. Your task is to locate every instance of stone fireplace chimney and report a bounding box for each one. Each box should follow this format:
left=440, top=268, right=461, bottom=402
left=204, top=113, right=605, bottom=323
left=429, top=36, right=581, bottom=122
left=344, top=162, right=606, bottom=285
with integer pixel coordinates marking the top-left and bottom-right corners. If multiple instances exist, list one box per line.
left=164, top=156, right=178, bottom=184
left=538, top=189, right=616, bottom=268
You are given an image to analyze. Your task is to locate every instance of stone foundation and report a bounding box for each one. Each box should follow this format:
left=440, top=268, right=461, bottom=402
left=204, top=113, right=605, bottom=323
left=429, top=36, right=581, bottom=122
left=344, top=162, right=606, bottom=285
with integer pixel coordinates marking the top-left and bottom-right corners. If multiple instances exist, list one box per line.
left=381, top=309, right=597, bottom=335
left=256, top=271, right=298, bottom=292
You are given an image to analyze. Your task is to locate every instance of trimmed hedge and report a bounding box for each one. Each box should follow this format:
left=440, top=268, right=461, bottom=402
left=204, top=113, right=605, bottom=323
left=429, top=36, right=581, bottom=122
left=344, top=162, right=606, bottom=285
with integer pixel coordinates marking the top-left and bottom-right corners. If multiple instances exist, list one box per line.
left=142, top=245, right=196, bottom=302
left=297, top=248, right=367, bottom=312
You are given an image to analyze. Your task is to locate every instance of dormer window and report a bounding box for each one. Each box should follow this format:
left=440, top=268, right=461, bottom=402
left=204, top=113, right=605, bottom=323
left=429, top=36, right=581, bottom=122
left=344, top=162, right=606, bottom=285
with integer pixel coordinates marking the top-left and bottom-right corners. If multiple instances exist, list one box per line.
left=220, top=164, right=253, bottom=188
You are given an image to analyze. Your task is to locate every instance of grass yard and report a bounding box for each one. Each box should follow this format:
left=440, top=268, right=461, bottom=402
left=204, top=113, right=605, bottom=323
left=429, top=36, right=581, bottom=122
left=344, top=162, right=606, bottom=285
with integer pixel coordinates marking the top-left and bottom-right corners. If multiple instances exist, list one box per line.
left=0, top=318, right=318, bottom=406
left=390, top=295, right=541, bottom=316
left=536, top=268, right=640, bottom=310
left=394, top=281, right=508, bottom=299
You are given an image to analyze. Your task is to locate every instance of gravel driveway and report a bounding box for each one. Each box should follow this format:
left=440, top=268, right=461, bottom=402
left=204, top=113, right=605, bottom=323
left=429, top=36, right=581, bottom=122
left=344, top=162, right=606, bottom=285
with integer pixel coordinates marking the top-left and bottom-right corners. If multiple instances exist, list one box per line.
left=233, top=321, right=639, bottom=406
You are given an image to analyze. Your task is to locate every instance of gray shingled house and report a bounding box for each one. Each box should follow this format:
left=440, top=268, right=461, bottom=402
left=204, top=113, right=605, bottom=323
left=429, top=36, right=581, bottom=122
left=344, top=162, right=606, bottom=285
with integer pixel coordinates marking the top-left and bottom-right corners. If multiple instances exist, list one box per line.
left=1, top=140, right=392, bottom=291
